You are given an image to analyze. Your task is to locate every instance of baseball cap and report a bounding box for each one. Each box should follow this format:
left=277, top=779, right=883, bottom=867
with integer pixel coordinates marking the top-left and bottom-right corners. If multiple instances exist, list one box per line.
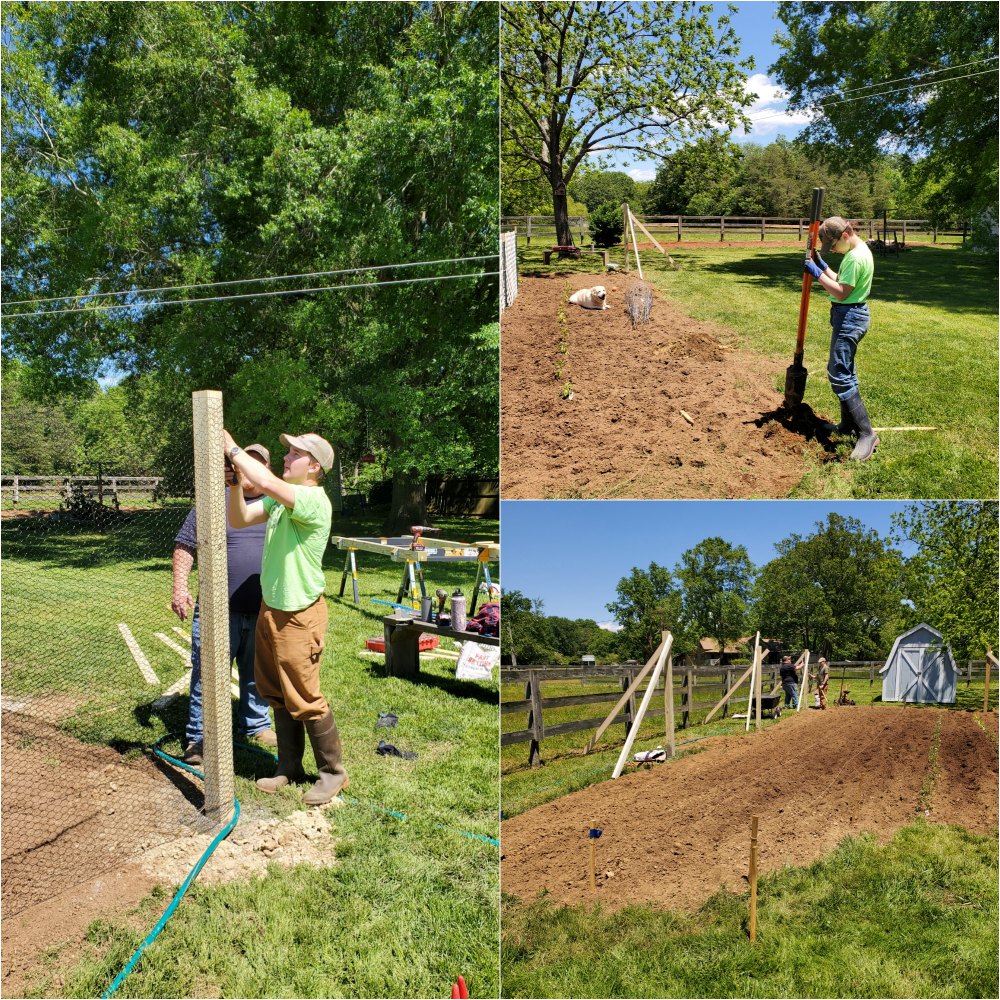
left=279, top=432, right=334, bottom=472
left=819, top=216, right=850, bottom=254
left=244, top=443, right=271, bottom=466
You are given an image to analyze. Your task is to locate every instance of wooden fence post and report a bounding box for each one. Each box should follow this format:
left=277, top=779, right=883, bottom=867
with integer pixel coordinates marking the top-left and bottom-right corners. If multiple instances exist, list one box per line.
left=720, top=216, right=725, bottom=242
left=12, top=476, right=18, bottom=506
left=682, top=665, right=694, bottom=729
left=623, top=668, right=638, bottom=737
left=723, top=668, right=732, bottom=719
left=760, top=218, right=765, bottom=241
left=664, top=652, right=675, bottom=757
left=526, top=671, right=544, bottom=767
left=526, top=216, right=532, bottom=246
left=677, top=216, right=683, bottom=242
left=191, top=390, right=234, bottom=828
left=798, top=218, right=803, bottom=240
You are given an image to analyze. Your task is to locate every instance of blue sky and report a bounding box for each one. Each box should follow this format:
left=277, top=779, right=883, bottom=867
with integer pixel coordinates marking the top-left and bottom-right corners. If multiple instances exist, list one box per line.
left=606, top=1, right=811, bottom=182
left=500, top=501, right=918, bottom=625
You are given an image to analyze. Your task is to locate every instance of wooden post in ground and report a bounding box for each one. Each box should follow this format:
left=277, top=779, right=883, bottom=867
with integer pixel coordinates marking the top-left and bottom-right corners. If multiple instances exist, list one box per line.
left=588, top=830, right=597, bottom=893
left=664, top=650, right=675, bottom=758
left=985, top=649, right=997, bottom=713
left=677, top=216, right=683, bottom=242
left=754, top=635, right=763, bottom=729
left=796, top=649, right=810, bottom=712
left=745, top=635, right=759, bottom=733
left=748, top=815, right=759, bottom=942
left=191, top=390, right=234, bottom=828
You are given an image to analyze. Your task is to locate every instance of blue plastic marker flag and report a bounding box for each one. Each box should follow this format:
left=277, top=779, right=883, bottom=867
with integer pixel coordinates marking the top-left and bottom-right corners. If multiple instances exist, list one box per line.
left=589, top=828, right=603, bottom=839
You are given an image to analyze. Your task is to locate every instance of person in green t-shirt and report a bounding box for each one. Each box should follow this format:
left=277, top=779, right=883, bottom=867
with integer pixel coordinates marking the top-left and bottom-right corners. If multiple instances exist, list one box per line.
left=804, top=216, right=878, bottom=462
left=223, top=428, right=348, bottom=806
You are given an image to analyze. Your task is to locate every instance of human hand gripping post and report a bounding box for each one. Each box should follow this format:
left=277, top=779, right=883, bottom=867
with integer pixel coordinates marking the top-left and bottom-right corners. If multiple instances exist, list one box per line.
left=784, top=186, right=825, bottom=408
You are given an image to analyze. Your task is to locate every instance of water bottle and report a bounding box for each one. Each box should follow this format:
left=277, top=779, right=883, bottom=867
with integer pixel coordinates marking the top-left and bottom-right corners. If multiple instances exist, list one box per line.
left=451, top=589, right=467, bottom=632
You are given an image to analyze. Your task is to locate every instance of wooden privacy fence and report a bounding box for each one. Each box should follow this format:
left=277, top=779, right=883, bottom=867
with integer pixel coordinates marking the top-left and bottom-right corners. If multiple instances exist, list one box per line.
left=502, top=658, right=992, bottom=766
left=1, top=475, right=163, bottom=505
left=501, top=661, right=776, bottom=767
left=500, top=215, right=968, bottom=246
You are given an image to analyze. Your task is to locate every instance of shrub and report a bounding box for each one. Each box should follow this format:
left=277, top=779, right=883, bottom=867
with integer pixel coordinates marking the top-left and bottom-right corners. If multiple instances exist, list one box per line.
left=588, top=201, right=624, bottom=248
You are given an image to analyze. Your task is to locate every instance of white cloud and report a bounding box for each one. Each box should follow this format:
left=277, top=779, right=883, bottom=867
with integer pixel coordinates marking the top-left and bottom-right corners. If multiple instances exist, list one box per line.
left=739, top=72, right=814, bottom=139
left=627, top=167, right=656, bottom=182
left=598, top=620, right=623, bottom=633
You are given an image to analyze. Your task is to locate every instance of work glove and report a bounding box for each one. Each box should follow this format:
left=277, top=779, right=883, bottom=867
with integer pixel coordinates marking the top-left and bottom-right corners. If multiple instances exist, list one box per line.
left=803, top=258, right=824, bottom=280
left=812, top=250, right=829, bottom=273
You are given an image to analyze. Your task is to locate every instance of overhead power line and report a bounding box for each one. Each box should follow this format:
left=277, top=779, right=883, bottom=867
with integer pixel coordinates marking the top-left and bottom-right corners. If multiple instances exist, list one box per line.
left=4, top=255, right=500, bottom=309
left=835, top=55, right=999, bottom=97
left=747, top=66, right=998, bottom=125
left=0, top=270, right=499, bottom=321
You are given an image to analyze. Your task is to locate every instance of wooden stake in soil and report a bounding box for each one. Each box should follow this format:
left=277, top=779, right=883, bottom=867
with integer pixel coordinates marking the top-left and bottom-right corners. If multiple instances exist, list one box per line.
left=749, top=815, right=759, bottom=942
left=192, top=390, right=234, bottom=828
left=588, top=827, right=597, bottom=893
left=612, top=632, right=672, bottom=778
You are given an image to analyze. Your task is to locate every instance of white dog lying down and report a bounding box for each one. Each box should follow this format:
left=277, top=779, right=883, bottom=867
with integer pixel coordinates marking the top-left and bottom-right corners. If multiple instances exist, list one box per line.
left=568, top=285, right=608, bottom=310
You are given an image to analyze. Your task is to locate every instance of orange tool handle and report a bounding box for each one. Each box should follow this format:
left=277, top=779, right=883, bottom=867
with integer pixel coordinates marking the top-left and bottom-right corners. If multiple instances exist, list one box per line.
left=794, top=187, right=825, bottom=361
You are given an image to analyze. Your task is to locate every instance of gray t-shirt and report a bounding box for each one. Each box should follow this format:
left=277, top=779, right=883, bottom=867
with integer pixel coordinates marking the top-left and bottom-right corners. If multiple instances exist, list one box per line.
left=174, top=490, right=266, bottom=614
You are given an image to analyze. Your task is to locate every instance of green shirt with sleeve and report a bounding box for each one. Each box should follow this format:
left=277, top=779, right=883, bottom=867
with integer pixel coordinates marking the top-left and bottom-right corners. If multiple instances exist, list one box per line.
left=260, top=485, right=332, bottom=611
left=830, top=240, right=874, bottom=304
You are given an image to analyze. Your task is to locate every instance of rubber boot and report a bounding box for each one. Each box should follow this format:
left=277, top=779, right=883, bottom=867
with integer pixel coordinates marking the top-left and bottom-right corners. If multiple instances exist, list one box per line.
left=302, top=710, right=350, bottom=806
left=844, top=391, right=879, bottom=461
left=820, top=397, right=855, bottom=436
left=255, top=707, right=306, bottom=793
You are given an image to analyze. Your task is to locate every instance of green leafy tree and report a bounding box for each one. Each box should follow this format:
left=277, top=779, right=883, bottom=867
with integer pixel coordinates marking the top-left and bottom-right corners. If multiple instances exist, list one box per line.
left=771, top=2, right=999, bottom=227
left=569, top=170, right=636, bottom=213
left=753, top=513, right=907, bottom=658
left=587, top=202, right=624, bottom=248
left=501, top=1, right=753, bottom=246
left=606, top=562, right=688, bottom=662
left=891, top=502, right=999, bottom=660
left=2, top=2, right=498, bottom=529
left=675, top=537, right=755, bottom=657
left=646, top=135, right=745, bottom=216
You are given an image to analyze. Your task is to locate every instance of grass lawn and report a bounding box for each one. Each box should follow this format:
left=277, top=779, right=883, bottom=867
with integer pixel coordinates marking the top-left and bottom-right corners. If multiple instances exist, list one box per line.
left=501, top=821, right=998, bottom=999
left=515, top=241, right=999, bottom=499
left=2, top=503, right=499, bottom=999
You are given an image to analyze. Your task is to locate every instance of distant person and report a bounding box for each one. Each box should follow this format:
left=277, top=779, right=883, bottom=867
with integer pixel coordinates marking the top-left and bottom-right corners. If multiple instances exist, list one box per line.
left=779, top=654, right=799, bottom=709
left=171, top=444, right=276, bottom=764
left=814, top=656, right=830, bottom=710
left=222, top=429, right=348, bottom=806
left=804, top=216, right=878, bottom=461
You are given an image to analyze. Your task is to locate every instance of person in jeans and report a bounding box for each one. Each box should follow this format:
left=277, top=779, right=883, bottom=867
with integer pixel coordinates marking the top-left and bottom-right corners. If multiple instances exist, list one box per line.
left=779, top=654, right=800, bottom=709
left=171, top=444, right=276, bottom=763
left=804, top=216, right=878, bottom=461
left=223, top=429, right=348, bottom=807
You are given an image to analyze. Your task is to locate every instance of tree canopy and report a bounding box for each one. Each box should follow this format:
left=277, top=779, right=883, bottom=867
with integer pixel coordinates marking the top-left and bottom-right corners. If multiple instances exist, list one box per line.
left=501, top=1, right=753, bottom=244
left=771, top=2, right=999, bottom=226
left=2, top=2, right=499, bottom=527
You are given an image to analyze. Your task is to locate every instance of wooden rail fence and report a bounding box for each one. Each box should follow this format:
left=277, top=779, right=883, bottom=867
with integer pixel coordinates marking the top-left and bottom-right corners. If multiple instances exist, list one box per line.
left=502, top=658, right=990, bottom=765
left=500, top=215, right=968, bottom=246
left=1, top=475, right=163, bottom=505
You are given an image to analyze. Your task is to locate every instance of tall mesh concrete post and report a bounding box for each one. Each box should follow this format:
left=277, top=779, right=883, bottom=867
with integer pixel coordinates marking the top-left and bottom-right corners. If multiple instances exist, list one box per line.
left=192, top=390, right=235, bottom=827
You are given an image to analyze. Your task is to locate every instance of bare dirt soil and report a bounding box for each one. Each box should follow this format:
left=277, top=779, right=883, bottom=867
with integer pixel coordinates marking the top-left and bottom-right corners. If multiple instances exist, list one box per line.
left=1, top=709, right=339, bottom=997
left=500, top=706, right=999, bottom=912
left=501, top=274, right=838, bottom=499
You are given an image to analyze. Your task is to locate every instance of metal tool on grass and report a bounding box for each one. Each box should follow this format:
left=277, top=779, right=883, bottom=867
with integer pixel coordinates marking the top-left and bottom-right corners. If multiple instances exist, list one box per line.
left=784, top=186, right=825, bottom=408
left=624, top=208, right=653, bottom=328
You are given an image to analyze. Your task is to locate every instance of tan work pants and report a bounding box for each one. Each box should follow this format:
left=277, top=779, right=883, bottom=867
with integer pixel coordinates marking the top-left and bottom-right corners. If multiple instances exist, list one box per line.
left=818, top=682, right=828, bottom=710
left=254, top=597, right=330, bottom=721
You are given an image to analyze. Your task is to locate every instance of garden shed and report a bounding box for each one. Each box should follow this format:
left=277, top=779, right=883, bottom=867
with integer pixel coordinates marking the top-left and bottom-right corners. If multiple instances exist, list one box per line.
left=880, top=623, right=957, bottom=704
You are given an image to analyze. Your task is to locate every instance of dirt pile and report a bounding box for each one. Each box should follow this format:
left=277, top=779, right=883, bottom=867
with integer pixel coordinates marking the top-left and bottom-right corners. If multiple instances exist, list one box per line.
left=501, top=274, right=837, bottom=498
left=500, top=707, right=998, bottom=912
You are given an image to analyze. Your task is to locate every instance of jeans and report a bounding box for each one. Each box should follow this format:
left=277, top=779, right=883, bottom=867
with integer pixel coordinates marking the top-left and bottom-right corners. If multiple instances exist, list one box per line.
left=782, top=681, right=799, bottom=709
left=826, top=303, right=870, bottom=400
left=185, top=604, right=272, bottom=744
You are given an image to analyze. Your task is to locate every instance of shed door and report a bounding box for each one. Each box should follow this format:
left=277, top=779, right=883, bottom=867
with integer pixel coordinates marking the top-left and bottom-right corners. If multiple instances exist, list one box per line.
left=898, top=644, right=947, bottom=703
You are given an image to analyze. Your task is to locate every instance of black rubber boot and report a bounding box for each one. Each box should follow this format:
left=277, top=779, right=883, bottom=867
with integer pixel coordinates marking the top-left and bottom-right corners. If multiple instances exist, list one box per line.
left=844, top=391, right=879, bottom=461
left=820, top=398, right=855, bottom=436
left=302, top=710, right=350, bottom=806
left=256, top=707, right=306, bottom=793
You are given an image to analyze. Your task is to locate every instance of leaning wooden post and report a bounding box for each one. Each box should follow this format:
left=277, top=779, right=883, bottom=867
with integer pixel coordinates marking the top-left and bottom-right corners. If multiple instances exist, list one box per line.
left=745, top=636, right=759, bottom=733
left=748, top=815, right=759, bottom=942
left=796, top=649, right=810, bottom=713
left=612, top=632, right=671, bottom=778
left=754, top=635, right=763, bottom=729
left=191, top=390, right=234, bottom=828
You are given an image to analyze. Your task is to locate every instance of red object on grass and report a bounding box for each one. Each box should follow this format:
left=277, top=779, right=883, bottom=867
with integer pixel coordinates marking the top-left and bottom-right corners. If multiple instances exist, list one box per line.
left=457, top=975, right=469, bottom=998
left=450, top=986, right=460, bottom=999
left=365, top=635, right=440, bottom=654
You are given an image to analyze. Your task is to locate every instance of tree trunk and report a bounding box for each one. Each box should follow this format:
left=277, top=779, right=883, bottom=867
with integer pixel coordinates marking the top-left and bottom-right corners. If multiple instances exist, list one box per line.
left=382, top=468, right=427, bottom=534
left=553, top=185, right=573, bottom=247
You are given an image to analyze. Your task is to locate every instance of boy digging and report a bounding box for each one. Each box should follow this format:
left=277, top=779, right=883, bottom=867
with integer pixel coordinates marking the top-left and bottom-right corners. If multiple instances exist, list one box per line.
left=804, top=217, right=878, bottom=461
